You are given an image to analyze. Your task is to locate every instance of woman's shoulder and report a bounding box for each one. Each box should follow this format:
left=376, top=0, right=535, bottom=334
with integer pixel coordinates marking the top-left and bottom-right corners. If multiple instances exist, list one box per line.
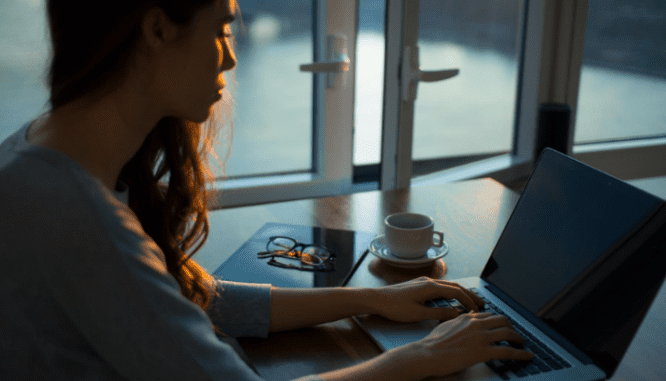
left=0, top=132, right=167, bottom=275
left=0, top=121, right=165, bottom=263
left=1, top=141, right=105, bottom=212
left=0, top=130, right=133, bottom=244
left=2, top=121, right=124, bottom=204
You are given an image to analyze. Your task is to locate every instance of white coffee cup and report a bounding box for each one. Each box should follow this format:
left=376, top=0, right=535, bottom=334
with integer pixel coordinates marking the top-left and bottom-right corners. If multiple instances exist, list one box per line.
left=384, top=213, right=444, bottom=259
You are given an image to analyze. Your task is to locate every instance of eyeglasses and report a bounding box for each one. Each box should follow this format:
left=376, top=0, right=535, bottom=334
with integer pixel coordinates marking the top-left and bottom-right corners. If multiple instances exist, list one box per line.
left=257, top=236, right=336, bottom=272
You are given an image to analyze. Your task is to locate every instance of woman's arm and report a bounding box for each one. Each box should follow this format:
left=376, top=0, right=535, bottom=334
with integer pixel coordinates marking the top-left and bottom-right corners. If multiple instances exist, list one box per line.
left=269, top=287, right=372, bottom=332
left=272, top=279, right=533, bottom=380
left=270, top=277, right=485, bottom=332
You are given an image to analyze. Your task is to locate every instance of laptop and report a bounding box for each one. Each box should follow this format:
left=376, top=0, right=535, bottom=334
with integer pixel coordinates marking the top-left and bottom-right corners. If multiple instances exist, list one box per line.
left=353, top=148, right=666, bottom=381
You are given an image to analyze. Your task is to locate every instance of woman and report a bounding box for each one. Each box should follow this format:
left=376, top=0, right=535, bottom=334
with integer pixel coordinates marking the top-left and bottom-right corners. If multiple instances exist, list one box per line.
left=0, top=0, right=532, bottom=379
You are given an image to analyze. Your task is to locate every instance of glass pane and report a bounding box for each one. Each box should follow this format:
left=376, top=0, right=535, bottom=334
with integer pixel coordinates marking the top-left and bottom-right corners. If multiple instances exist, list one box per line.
left=353, top=0, right=386, bottom=166
left=0, top=1, right=313, bottom=179
left=0, top=0, right=50, bottom=143
left=574, top=0, right=666, bottom=144
left=412, top=0, right=522, bottom=162
left=222, top=2, right=313, bottom=177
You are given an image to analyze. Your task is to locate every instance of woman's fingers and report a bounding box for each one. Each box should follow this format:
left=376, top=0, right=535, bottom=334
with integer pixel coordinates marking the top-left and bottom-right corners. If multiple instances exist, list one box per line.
left=447, top=287, right=480, bottom=312
left=484, top=327, right=526, bottom=346
left=443, top=280, right=485, bottom=308
left=423, top=313, right=534, bottom=375
left=490, top=345, right=535, bottom=362
left=469, top=312, right=495, bottom=319
left=414, top=276, right=485, bottom=312
left=422, top=280, right=483, bottom=312
left=431, top=307, right=461, bottom=321
left=478, top=313, right=513, bottom=328
left=471, top=314, right=534, bottom=362
left=429, top=279, right=485, bottom=312
left=477, top=316, right=532, bottom=361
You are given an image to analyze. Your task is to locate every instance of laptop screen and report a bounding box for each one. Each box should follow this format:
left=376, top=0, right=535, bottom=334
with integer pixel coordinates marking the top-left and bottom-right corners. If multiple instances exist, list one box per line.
left=481, top=149, right=666, bottom=376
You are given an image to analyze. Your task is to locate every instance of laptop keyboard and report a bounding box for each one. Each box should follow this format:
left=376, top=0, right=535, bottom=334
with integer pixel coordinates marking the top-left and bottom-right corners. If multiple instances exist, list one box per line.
left=426, top=288, right=571, bottom=379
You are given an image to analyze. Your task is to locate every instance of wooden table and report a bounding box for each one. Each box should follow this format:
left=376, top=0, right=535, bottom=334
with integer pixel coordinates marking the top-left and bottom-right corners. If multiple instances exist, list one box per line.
left=196, top=179, right=666, bottom=381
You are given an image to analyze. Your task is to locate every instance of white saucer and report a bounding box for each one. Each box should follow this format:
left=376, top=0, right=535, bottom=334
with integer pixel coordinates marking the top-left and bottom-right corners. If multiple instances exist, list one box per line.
left=368, top=235, right=449, bottom=269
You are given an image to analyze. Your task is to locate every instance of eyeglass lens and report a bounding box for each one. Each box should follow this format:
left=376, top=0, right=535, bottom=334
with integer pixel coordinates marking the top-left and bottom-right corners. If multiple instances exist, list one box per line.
left=267, top=237, right=297, bottom=253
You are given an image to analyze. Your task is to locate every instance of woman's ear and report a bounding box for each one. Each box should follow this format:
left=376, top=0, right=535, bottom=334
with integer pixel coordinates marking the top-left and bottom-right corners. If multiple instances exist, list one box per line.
left=141, top=7, right=180, bottom=51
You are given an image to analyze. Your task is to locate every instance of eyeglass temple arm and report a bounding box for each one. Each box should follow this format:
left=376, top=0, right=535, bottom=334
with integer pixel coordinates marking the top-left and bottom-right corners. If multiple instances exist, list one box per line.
left=257, top=250, right=303, bottom=258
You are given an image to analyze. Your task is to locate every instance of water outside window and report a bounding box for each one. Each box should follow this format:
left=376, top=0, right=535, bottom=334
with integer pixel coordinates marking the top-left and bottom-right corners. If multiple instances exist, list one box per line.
left=353, top=0, right=386, bottom=166
left=353, top=0, right=520, bottom=166
left=1, top=0, right=665, bottom=178
left=0, top=0, right=50, bottom=140
left=411, top=0, right=522, bottom=162
left=222, top=1, right=313, bottom=177
left=574, top=0, right=666, bottom=144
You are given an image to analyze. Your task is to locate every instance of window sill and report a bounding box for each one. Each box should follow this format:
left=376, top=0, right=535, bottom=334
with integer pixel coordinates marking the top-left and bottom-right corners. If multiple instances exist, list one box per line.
left=208, top=173, right=379, bottom=209
left=411, top=154, right=532, bottom=187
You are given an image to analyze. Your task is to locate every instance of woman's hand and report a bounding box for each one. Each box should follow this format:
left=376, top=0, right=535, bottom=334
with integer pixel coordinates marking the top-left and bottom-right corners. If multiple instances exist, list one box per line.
left=368, top=277, right=485, bottom=323
left=316, top=298, right=533, bottom=381
left=404, top=312, right=534, bottom=379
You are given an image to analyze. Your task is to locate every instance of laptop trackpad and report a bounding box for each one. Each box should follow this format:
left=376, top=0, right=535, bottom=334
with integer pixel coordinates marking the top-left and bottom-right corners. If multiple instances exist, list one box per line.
left=354, top=315, right=500, bottom=380
left=354, top=315, right=439, bottom=350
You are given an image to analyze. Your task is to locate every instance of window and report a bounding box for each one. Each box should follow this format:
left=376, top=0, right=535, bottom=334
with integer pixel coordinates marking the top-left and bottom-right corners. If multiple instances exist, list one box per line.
left=412, top=0, right=666, bottom=189
left=565, top=0, right=666, bottom=181
left=3, top=0, right=664, bottom=208
left=574, top=0, right=666, bottom=144
left=411, top=0, right=521, bottom=173
left=383, top=0, right=536, bottom=189
left=212, top=0, right=361, bottom=207
left=221, top=2, right=313, bottom=178
left=0, top=0, right=50, bottom=142
left=353, top=0, right=386, bottom=167
left=0, top=0, right=363, bottom=209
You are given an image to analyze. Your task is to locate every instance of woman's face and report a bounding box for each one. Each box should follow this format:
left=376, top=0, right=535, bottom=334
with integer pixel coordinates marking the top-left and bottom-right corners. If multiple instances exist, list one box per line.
left=160, top=0, right=236, bottom=123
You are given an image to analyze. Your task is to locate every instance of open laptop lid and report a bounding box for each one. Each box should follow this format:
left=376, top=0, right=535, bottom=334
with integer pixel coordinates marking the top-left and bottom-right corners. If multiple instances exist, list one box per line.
left=480, top=148, right=666, bottom=378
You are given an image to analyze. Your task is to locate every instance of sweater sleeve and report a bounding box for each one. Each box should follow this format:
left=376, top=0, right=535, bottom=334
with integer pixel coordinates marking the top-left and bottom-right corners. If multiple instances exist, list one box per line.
left=1, top=132, right=329, bottom=381
left=30, top=187, right=267, bottom=381
left=207, top=279, right=273, bottom=338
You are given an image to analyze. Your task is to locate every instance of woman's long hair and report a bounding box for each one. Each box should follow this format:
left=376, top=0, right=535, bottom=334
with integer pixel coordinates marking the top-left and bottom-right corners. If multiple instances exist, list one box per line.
left=46, top=0, right=227, bottom=312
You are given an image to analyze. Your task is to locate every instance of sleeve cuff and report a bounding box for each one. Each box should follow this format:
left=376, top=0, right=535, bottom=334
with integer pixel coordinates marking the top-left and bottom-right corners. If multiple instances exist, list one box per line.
left=207, top=279, right=272, bottom=338
left=292, top=376, right=325, bottom=381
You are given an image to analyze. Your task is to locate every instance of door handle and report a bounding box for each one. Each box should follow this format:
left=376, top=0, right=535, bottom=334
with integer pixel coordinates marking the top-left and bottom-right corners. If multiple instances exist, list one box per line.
left=402, top=45, right=459, bottom=101
left=299, top=61, right=349, bottom=73
left=300, top=35, right=350, bottom=88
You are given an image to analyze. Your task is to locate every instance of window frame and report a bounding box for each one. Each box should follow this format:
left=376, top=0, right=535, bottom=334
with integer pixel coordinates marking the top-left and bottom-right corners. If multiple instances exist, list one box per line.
left=208, top=0, right=367, bottom=209
left=411, top=0, right=666, bottom=189
left=566, top=0, right=666, bottom=179
left=390, top=0, right=539, bottom=190
left=210, top=0, right=666, bottom=209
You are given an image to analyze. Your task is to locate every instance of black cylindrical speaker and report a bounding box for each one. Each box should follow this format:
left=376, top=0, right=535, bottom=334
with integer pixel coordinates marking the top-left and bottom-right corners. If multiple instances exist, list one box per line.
left=535, top=103, right=571, bottom=158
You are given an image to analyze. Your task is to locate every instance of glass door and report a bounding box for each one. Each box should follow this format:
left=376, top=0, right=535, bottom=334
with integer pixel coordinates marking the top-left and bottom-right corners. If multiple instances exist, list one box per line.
left=412, top=0, right=522, bottom=169
left=0, top=0, right=362, bottom=208
left=221, top=1, right=314, bottom=178
left=380, top=0, right=530, bottom=189
left=212, top=0, right=360, bottom=207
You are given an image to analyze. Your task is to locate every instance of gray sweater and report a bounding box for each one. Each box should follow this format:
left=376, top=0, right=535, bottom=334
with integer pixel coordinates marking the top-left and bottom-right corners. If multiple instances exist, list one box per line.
left=0, top=122, right=315, bottom=380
